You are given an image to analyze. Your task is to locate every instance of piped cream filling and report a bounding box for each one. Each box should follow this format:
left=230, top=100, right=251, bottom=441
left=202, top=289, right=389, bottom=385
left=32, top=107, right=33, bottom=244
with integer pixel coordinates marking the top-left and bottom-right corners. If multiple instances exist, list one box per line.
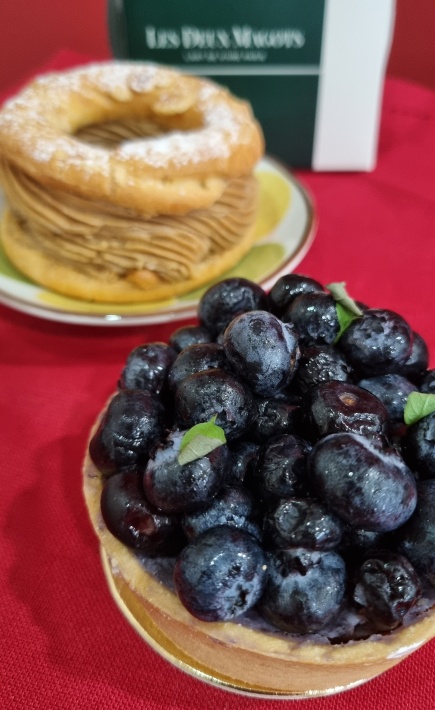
left=0, top=119, right=259, bottom=286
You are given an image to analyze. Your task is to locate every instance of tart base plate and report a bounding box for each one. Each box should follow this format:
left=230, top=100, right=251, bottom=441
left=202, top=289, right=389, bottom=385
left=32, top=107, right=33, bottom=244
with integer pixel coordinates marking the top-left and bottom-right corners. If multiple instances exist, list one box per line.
left=100, top=547, right=375, bottom=699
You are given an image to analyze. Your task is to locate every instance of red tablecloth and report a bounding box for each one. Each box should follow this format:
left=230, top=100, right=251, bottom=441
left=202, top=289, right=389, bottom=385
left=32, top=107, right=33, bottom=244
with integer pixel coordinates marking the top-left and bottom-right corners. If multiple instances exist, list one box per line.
left=1, top=52, right=434, bottom=710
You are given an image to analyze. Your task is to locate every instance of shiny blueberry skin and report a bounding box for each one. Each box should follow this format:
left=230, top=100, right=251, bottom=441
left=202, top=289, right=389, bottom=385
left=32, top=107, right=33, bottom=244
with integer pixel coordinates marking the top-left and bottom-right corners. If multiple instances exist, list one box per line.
left=308, top=381, right=388, bottom=440
left=309, top=433, right=417, bottom=532
left=174, top=525, right=267, bottom=621
left=143, top=430, right=229, bottom=513
left=268, top=274, right=323, bottom=317
left=223, top=310, right=300, bottom=396
left=89, top=390, right=164, bottom=478
left=198, top=278, right=268, bottom=337
left=338, top=309, right=413, bottom=377
left=251, top=397, right=301, bottom=443
left=225, top=441, right=260, bottom=487
left=169, top=325, right=213, bottom=352
left=282, top=292, right=339, bottom=346
left=182, top=486, right=261, bottom=541
left=167, top=343, right=228, bottom=392
left=420, top=369, right=435, bottom=395
left=358, top=374, right=417, bottom=422
left=353, top=552, right=421, bottom=631
left=258, top=548, right=346, bottom=634
left=119, top=343, right=177, bottom=395
left=398, top=332, right=429, bottom=383
left=294, top=345, right=353, bottom=395
left=402, top=412, right=435, bottom=479
left=397, top=480, right=435, bottom=587
left=338, top=528, right=385, bottom=566
left=93, top=273, right=435, bottom=641
left=100, top=472, right=183, bottom=554
left=175, top=368, right=253, bottom=441
left=254, top=434, right=312, bottom=500
left=264, top=498, right=344, bottom=551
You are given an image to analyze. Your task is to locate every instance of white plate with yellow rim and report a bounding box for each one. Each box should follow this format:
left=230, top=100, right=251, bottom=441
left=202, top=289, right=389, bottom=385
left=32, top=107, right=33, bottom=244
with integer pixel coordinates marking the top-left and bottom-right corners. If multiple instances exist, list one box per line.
left=0, top=156, right=316, bottom=326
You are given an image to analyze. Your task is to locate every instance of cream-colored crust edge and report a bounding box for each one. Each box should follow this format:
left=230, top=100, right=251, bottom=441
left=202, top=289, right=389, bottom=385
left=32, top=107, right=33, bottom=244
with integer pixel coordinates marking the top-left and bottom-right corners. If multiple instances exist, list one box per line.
left=101, top=550, right=371, bottom=698
left=0, top=209, right=257, bottom=303
left=82, top=409, right=435, bottom=694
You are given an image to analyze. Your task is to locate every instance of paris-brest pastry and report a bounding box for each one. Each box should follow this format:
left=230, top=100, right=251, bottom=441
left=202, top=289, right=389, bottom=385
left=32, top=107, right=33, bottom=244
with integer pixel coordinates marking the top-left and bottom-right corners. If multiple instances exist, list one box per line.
left=0, top=62, right=264, bottom=302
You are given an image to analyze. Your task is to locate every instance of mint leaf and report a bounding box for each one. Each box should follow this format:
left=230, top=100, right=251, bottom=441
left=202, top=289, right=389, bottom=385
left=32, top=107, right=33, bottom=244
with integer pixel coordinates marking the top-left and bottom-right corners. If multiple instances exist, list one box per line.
left=326, top=281, right=363, bottom=343
left=333, top=303, right=360, bottom=344
left=404, top=392, right=435, bottom=426
left=178, top=416, right=226, bottom=465
left=326, top=282, right=363, bottom=317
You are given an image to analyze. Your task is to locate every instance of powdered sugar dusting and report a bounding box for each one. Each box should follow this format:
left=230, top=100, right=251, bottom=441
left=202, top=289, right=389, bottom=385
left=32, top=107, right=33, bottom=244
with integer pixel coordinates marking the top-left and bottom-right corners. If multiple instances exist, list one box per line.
left=118, top=129, right=231, bottom=168
left=0, top=94, right=47, bottom=133
left=29, top=61, right=185, bottom=102
left=26, top=135, right=111, bottom=178
left=117, top=86, right=248, bottom=169
left=0, top=62, right=165, bottom=126
left=129, top=64, right=174, bottom=93
left=0, top=61, right=261, bottom=208
left=35, top=61, right=135, bottom=95
left=198, top=83, right=221, bottom=102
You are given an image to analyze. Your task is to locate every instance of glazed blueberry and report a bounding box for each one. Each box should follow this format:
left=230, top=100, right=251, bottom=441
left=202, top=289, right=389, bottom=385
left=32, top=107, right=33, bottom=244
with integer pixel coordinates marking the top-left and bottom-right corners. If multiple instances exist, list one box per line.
left=402, top=412, right=435, bottom=479
left=118, top=342, right=177, bottom=395
left=198, top=277, right=268, bottom=336
left=309, top=433, right=417, bottom=532
left=308, top=381, right=388, bottom=439
left=294, top=345, right=353, bottom=395
left=399, top=332, right=429, bottom=383
left=100, top=472, right=183, bottom=554
left=338, top=527, right=385, bottom=563
left=358, top=374, right=417, bottom=422
left=94, top=272, right=435, bottom=642
left=282, top=292, right=339, bottom=346
left=167, top=343, right=228, bottom=391
left=397, top=480, right=435, bottom=586
left=143, top=430, right=229, bottom=513
left=264, top=498, right=344, bottom=551
left=338, top=309, right=413, bottom=377
left=258, top=548, right=346, bottom=634
left=225, top=441, right=260, bottom=487
left=353, top=553, right=421, bottom=631
left=182, top=486, right=261, bottom=541
left=251, top=397, right=301, bottom=443
left=169, top=325, right=213, bottom=352
left=174, top=525, right=267, bottom=621
left=268, top=274, right=323, bottom=317
left=89, top=390, right=164, bottom=478
left=223, top=311, right=300, bottom=396
left=420, top=369, right=435, bottom=395
left=175, top=369, right=253, bottom=441
left=253, top=434, right=312, bottom=500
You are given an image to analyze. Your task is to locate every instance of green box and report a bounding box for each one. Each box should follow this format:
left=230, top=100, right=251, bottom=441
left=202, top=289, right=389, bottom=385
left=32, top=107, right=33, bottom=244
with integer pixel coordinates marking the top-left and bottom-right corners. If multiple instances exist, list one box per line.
left=108, top=0, right=395, bottom=170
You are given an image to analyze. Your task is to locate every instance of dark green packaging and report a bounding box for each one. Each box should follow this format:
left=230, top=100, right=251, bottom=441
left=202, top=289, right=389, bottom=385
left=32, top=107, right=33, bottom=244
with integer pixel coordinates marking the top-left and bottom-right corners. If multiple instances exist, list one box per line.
left=108, top=0, right=395, bottom=170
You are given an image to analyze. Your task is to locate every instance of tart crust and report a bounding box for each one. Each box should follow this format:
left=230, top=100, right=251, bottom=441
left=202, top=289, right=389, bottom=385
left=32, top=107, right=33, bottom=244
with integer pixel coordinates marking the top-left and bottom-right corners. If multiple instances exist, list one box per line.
left=83, top=411, right=435, bottom=696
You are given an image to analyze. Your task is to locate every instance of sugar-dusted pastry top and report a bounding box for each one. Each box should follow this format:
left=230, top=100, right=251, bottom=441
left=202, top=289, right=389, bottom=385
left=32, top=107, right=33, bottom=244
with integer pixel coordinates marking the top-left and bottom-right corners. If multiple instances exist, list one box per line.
left=0, top=62, right=264, bottom=215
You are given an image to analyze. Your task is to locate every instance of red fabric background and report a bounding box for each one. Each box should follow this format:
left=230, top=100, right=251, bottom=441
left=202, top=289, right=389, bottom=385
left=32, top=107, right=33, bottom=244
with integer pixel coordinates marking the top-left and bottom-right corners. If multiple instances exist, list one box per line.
left=3, top=0, right=435, bottom=94
left=1, top=52, right=435, bottom=709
